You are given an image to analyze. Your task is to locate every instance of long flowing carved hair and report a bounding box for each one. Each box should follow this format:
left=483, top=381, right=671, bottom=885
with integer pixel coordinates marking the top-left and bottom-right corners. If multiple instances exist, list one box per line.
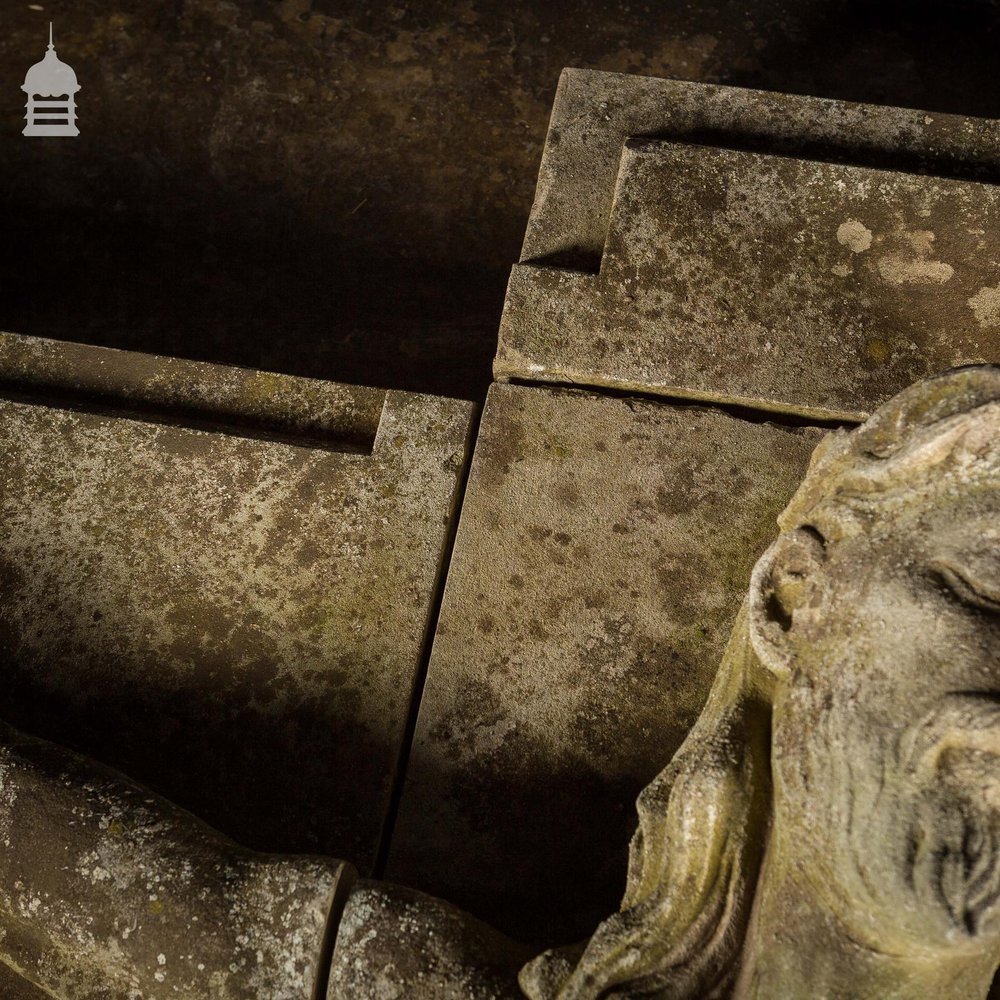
left=520, top=366, right=1000, bottom=1000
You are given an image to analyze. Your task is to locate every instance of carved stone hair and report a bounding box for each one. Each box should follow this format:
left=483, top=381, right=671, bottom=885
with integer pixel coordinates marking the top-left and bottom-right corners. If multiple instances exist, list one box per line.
left=520, top=366, right=1000, bottom=1000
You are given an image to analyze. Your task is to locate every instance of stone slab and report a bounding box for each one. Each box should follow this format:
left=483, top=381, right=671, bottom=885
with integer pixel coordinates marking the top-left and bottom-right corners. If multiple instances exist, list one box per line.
left=522, top=67, right=1000, bottom=270
left=499, top=140, right=1000, bottom=421
left=386, top=382, right=824, bottom=944
left=0, top=332, right=474, bottom=874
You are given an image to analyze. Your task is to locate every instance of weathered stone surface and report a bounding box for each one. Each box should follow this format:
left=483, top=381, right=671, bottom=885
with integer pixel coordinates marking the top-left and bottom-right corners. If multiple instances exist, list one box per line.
left=520, top=68, right=1000, bottom=271
left=386, top=382, right=823, bottom=944
left=327, top=881, right=532, bottom=999
left=0, top=719, right=355, bottom=1000
left=521, top=365, right=1000, bottom=1000
left=0, top=332, right=474, bottom=872
left=0, top=329, right=387, bottom=451
left=500, top=140, right=1000, bottom=420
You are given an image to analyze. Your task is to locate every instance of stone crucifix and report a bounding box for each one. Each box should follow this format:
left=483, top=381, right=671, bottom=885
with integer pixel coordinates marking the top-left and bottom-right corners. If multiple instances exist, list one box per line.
left=1, top=366, right=998, bottom=999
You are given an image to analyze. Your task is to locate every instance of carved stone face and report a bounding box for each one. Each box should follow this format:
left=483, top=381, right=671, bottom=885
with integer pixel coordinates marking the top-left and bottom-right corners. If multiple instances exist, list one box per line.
left=770, top=487, right=1000, bottom=952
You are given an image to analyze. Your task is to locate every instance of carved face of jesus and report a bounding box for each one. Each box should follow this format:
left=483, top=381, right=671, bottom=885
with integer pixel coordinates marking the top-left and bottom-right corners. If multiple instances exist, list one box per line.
left=771, top=486, right=1000, bottom=954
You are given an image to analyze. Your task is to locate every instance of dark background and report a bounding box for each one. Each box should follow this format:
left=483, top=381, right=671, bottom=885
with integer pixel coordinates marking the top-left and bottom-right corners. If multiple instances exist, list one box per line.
left=1, top=0, right=999, bottom=402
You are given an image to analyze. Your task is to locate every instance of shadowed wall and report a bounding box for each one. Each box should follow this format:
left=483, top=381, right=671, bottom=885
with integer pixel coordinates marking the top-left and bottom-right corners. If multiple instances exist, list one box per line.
left=0, top=1, right=998, bottom=400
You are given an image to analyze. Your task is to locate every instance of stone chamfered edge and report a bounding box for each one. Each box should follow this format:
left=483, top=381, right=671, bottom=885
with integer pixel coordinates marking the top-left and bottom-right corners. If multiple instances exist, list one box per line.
left=520, top=67, right=1000, bottom=270
left=496, top=311, right=871, bottom=423
left=0, top=330, right=476, bottom=878
left=499, top=137, right=1000, bottom=423
left=0, top=330, right=388, bottom=453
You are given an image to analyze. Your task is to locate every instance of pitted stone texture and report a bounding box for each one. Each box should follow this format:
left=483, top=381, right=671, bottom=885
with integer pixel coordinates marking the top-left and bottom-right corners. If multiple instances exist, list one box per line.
left=0, top=333, right=473, bottom=872
left=521, top=68, right=1000, bottom=270
left=326, top=881, right=531, bottom=999
left=500, top=141, right=1000, bottom=421
left=0, top=720, right=354, bottom=1000
left=386, top=383, right=823, bottom=944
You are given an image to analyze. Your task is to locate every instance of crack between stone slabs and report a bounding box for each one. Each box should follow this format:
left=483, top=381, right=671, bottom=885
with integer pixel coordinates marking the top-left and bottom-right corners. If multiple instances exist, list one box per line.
left=370, top=396, right=485, bottom=879
left=313, top=861, right=360, bottom=1000
left=504, top=375, right=862, bottom=431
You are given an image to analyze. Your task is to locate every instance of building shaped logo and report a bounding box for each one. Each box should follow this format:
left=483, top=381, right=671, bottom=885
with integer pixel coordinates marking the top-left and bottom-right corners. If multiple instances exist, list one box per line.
left=22, top=24, right=80, bottom=137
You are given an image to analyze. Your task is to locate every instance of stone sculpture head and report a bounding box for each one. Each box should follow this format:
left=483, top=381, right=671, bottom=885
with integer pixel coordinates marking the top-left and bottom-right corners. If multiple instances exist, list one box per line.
left=522, top=366, right=1000, bottom=1000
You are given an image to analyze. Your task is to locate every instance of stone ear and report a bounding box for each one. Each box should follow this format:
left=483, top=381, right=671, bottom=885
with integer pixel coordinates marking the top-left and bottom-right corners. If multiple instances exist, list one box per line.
left=748, top=527, right=827, bottom=679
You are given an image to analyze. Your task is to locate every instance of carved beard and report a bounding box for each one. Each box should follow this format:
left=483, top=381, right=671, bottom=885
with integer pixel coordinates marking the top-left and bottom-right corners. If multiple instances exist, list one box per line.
left=898, top=694, right=1000, bottom=940
left=781, top=685, right=1000, bottom=947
